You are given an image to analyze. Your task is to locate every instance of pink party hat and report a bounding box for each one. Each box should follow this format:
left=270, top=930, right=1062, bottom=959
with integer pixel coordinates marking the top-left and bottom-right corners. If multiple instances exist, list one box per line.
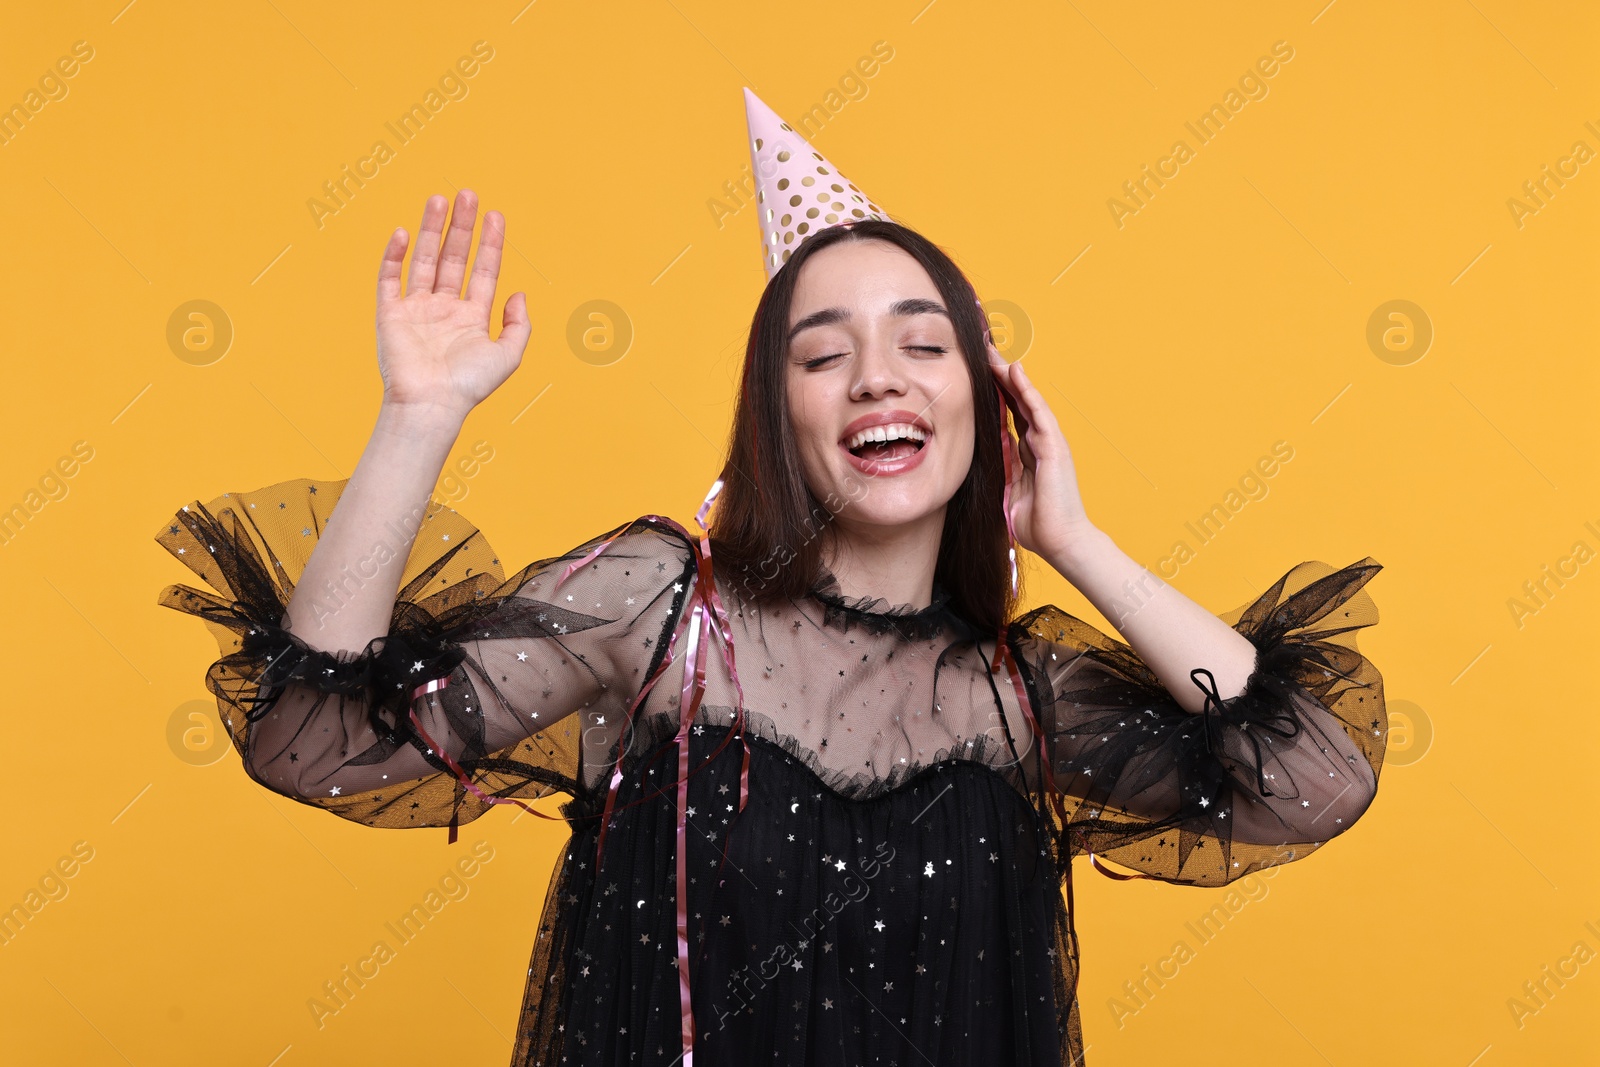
left=743, top=87, right=894, bottom=279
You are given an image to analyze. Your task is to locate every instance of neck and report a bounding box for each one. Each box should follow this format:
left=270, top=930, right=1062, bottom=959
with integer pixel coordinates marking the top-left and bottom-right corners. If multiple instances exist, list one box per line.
left=821, top=508, right=946, bottom=610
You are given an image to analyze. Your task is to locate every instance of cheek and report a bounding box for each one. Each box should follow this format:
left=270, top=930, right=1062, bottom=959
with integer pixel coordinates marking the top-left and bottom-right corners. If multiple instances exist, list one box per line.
left=787, top=370, right=829, bottom=431
left=787, top=391, right=816, bottom=449
left=786, top=381, right=835, bottom=483
left=792, top=372, right=852, bottom=433
left=947, top=426, right=977, bottom=482
left=939, top=377, right=978, bottom=477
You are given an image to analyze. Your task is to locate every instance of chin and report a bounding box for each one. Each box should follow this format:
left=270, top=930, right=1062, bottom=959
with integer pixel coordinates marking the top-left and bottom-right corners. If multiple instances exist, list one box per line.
left=832, top=486, right=952, bottom=531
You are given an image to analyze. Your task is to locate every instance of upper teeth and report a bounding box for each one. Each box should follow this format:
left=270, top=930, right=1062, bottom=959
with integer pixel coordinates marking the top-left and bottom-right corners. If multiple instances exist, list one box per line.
left=844, top=423, right=927, bottom=451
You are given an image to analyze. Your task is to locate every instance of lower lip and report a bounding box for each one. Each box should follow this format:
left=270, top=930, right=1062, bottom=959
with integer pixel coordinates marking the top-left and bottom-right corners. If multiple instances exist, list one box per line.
left=838, top=437, right=930, bottom=476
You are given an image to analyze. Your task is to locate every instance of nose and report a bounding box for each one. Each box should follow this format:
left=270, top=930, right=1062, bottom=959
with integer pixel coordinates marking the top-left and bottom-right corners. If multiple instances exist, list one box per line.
left=848, top=337, right=907, bottom=401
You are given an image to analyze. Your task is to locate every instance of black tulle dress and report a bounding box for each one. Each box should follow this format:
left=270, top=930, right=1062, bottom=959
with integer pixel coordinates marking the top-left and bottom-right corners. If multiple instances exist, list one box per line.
left=155, top=477, right=1388, bottom=1066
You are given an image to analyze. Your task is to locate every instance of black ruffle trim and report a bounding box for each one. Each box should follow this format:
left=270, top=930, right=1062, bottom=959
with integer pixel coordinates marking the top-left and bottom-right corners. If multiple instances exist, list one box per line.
left=236, top=614, right=466, bottom=723
left=804, top=569, right=974, bottom=641
left=157, top=484, right=505, bottom=766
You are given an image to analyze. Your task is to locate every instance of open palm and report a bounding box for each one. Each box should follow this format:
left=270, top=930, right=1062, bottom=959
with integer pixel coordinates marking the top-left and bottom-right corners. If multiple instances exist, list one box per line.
left=375, top=190, right=531, bottom=420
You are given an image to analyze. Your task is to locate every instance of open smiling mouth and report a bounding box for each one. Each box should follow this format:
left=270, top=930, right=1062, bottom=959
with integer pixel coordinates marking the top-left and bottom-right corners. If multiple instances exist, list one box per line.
left=838, top=425, right=931, bottom=473
left=846, top=437, right=925, bottom=462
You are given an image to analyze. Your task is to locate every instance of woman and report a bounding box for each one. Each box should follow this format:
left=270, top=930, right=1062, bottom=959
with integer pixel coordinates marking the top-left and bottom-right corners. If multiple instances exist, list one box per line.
left=155, top=185, right=1385, bottom=1065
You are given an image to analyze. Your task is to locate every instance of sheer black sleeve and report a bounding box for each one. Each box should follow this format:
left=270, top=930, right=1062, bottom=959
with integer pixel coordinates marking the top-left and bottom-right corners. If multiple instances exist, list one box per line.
left=154, top=477, right=697, bottom=832
left=1009, top=558, right=1385, bottom=887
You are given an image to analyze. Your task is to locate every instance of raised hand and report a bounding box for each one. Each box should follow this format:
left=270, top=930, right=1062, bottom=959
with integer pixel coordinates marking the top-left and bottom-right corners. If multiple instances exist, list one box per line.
left=984, top=340, right=1097, bottom=565
left=375, top=190, right=532, bottom=422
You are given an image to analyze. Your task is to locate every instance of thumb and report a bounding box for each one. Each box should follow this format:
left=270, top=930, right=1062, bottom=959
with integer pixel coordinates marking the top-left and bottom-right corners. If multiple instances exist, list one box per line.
left=497, top=292, right=533, bottom=355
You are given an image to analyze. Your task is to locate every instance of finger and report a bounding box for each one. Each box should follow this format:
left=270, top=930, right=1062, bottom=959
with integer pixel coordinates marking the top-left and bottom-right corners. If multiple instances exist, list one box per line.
left=999, top=423, right=1034, bottom=484
left=995, top=382, right=1030, bottom=441
left=497, top=291, right=532, bottom=355
left=1007, top=361, right=1035, bottom=426
left=1015, top=418, right=1038, bottom=470
left=1011, top=361, right=1064, bottom=443
left=1006, top=422, right=1037, bottom=484
left=996, top=360, right=1031, bottom=436
left=377, top=227, right=408, bottom=307
left=1003, top=376, right=1038, bottom=469
left=465, top=209, right=506, bottom=314
left=434, top=189, right=480, bottom=296
left=985, top=341, right=1030, bottom=429
left=405, top=194, right=449, bottom=295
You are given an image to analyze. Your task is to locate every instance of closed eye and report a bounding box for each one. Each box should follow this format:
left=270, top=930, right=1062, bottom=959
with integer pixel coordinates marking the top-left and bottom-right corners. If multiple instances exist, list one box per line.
left=801, top=346, right=946, bottom=370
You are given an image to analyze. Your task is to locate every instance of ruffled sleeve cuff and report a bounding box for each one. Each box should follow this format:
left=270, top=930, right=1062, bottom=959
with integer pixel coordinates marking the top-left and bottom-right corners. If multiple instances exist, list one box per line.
left=156, top=477, right=504, bottom=745
left=1010, top=557, right=1387, bottom=887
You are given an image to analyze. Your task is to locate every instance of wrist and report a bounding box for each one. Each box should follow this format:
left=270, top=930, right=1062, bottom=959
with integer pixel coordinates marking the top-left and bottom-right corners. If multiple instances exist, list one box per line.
left=376, top=399, right=469, bottom=443
left=1041, top=521, right=1113, bottom=583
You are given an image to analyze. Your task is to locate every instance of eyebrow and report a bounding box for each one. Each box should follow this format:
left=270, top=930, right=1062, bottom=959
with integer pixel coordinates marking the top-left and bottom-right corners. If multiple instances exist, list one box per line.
left=787, top=297, right=949, bottom=343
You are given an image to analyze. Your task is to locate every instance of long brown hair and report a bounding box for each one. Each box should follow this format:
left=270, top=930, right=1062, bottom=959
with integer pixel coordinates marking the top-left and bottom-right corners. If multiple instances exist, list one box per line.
left=707, top=219, right=1019, bottom=634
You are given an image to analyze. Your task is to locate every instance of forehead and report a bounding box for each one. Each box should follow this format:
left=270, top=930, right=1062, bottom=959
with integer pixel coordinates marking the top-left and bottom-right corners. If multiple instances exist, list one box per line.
left=788, top=239, right=942, bottom=322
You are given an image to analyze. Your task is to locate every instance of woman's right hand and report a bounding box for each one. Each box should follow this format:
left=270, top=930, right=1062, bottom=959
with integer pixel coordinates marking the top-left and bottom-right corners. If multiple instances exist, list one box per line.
left=375, top=190, right=531, bottom=423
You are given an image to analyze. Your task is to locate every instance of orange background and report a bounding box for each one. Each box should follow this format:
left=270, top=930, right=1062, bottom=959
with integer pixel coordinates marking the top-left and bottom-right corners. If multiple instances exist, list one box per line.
left=2, top=1, right=1595, bottom=1063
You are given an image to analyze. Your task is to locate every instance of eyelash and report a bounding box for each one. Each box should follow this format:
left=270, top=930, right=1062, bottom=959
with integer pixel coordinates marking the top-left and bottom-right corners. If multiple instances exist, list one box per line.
left=803, top=346, right=947, bottom=370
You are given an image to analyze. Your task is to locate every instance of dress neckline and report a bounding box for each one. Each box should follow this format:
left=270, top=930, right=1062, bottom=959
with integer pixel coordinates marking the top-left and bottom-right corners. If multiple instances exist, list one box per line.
left=804, top=568, right=971, bottom=641
left=565, top=704, right=1042, bottom=816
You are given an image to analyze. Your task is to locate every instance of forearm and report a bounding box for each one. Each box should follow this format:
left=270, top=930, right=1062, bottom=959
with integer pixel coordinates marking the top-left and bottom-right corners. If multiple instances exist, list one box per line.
left=281, top=401, right=466, bottom=653
left=1043, top=526, right=1258, bottom=713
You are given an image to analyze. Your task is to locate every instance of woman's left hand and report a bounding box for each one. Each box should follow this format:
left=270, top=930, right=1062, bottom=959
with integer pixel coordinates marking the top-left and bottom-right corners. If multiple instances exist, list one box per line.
left=984, top=339, right=1098, bottom=566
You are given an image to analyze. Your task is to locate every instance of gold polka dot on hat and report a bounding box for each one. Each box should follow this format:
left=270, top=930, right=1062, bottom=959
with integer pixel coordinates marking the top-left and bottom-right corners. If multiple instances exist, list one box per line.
left=743, top=87, right=894, bottom=280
